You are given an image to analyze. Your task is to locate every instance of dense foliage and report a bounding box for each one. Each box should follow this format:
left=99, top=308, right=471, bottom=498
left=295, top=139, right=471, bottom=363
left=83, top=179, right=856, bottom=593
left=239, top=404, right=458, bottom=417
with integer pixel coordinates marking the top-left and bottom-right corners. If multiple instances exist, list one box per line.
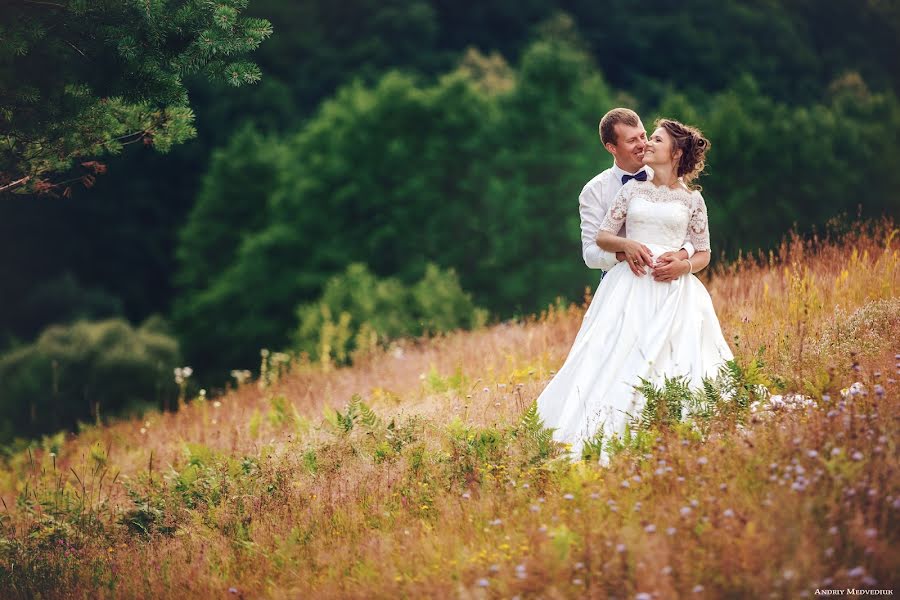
left=0, top=318, right=180, bottom=443
left=294, top=263, right=487, bottom=367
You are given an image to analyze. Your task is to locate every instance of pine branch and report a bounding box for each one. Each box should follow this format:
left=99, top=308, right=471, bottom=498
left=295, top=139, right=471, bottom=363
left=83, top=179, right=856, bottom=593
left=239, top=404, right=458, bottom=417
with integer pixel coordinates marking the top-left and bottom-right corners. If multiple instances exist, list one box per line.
left=0, top=176, right=30, bottom=193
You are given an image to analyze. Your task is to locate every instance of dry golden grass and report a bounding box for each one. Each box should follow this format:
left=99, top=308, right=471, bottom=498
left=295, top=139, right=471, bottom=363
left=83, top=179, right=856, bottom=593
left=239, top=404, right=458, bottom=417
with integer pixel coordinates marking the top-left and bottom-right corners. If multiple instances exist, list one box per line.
left=0, top=219, right=897, bottom=599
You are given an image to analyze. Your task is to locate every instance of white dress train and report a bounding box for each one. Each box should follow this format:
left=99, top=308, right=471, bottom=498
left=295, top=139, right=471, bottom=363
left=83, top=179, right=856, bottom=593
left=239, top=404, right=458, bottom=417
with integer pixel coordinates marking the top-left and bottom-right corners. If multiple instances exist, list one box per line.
left=536, top=180, right=733, bottom=462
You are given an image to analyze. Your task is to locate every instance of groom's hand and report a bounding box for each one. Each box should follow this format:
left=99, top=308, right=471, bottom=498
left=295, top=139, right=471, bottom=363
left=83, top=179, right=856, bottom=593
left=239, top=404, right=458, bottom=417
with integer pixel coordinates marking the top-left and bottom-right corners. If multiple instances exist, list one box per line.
left=652, top=252, right=690, bottom=282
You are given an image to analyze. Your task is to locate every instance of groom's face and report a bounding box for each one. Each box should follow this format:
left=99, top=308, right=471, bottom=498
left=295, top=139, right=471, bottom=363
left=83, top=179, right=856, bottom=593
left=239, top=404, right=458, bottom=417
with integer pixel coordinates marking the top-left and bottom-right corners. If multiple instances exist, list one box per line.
left=609, top=120, right=647, bottom=172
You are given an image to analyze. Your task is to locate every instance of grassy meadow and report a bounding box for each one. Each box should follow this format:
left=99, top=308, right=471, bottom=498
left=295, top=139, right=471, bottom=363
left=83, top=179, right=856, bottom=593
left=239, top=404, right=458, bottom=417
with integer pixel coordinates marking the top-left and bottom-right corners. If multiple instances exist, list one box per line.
left=0, top=219, right=898, bottom=599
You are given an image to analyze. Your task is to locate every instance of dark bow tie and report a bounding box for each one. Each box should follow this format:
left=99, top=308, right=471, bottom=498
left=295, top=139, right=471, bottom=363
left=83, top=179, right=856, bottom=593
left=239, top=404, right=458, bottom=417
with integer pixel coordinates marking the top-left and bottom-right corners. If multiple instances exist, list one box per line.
left=621, top=170, right=648, bottom=184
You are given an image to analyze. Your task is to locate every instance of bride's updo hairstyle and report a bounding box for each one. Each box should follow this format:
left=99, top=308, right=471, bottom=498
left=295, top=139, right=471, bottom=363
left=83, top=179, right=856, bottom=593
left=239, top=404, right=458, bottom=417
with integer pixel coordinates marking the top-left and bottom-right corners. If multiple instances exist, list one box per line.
left=656, top=118, right=710, bottom=189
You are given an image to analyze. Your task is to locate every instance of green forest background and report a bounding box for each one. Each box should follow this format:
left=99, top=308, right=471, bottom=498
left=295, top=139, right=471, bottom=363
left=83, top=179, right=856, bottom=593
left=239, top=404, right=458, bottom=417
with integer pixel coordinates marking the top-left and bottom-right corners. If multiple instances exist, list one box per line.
left=1, top=0, right=899, bottom=442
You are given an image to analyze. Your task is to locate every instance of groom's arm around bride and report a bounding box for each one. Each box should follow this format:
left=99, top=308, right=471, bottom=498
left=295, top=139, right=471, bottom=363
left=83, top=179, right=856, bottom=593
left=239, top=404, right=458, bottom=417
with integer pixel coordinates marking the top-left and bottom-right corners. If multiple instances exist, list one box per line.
left=579, top=108, right=700, bottom=280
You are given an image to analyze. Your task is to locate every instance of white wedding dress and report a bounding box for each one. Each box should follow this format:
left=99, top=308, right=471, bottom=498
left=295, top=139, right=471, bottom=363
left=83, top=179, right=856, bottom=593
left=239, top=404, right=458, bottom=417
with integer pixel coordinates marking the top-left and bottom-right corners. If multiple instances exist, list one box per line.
left=537, top=180, right=733, bottom=462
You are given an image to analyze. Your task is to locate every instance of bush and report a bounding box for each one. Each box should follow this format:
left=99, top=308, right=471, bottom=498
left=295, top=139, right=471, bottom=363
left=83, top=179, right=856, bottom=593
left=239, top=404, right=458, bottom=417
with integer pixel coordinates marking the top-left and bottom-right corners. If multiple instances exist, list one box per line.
left=0, top=318, right=180, bottom=442
left=293, top=263, right=487, bottom=366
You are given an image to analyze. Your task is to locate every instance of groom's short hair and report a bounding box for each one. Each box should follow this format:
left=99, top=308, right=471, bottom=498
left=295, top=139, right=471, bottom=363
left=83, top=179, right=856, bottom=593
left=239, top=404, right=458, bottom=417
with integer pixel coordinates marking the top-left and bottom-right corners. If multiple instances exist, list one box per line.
left=599, top=108, right=641, bottom=146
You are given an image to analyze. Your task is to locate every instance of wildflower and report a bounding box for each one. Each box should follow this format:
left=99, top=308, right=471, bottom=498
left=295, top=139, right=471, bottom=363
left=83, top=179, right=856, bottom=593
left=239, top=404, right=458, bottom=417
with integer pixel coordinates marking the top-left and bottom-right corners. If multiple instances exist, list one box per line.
left=173, top=366, right=193, bottom=384
left=483, top=387, right=490, bottom=393
left=676, top=476, right=685, bottom=483
left=632, top=475, right=642, bottom=483
left=573, top=578, right=584, bottom=586
left=822, top=394, right=831, bottom=402
left=644, top=524, right=656, bottom=533
left=476, top=578, right=489, bottom=587
left=848, top=566, right=865, bottom=578
left=831, top=447, right=841, bottom=456
left=488, top=564, right=500, bottom=573
left=621, top=480, right=630, bottom=489
left=719, top=483, right=727, bottom=491
left=213, top=401, right=222, bottom=408
left=851, top=451, right=864, bottom=461
left=690, top=499, right=699, bottom=508
left=590, top=492, right=599, bottom=499
left=666, top=527, right=677, bottom=536
left=723, top=509, right=734, bottom=518
left=635, top=593, right=652, bottom=600
left=563, top=493, right=575, bottom=501
left=229, top=588, right=239, bottom=595
left=864, top=528, right=877, bottom=538
left=616, top=543, right=626, bottom=553
left=807, top=450, right=818, bottom=458
left=693, top=585, right=705, bottom=593
left=461, top=492, right=471, bottom=500
left=874, top=384, right=884, bottom=398
left=862, top=576, right=878, bottom=587
left=515, top=564, right=527, bottom=580
left=489, top=518, right=502, bottom=526
left=783, top=569, right=795, bottom=580
left=824, top=548, right=834, bottom=558
left=530, top=505, right=540, bottom=513
left=140, top=427, right=147, bottom=435
left=680, top=506, right=692, bottom=517
left=697, top=456, right=708, bottom=466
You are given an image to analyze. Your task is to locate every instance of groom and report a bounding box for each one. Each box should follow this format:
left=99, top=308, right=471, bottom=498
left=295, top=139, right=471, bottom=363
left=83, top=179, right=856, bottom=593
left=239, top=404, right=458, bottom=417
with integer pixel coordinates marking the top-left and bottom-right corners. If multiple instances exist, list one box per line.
left=579, top=107, right=695, bottom=281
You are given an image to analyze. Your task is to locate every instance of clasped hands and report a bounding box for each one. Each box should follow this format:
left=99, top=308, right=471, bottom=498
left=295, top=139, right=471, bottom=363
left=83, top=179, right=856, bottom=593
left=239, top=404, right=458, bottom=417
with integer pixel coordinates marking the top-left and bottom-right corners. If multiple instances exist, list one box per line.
left=615, top=241, right=690, bottom=281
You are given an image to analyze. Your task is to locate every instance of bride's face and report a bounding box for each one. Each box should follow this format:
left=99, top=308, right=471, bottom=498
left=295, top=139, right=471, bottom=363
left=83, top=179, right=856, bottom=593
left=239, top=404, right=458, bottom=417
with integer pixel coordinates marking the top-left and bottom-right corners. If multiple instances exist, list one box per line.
left=643, top=127, right=674, bottom=167
left=644, top=127, right=676, bottom=168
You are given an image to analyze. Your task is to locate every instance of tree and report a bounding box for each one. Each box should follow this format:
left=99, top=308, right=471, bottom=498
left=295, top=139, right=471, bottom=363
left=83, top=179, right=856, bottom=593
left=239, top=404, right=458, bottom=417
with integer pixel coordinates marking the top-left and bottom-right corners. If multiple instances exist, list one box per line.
left=0, top=0, right=272, bottom=195
left=0, top=318, right=181, bottom=442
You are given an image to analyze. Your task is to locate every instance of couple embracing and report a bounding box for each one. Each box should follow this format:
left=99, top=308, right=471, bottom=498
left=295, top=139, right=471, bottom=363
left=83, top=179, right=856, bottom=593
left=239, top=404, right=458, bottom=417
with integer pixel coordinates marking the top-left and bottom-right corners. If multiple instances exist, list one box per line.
left=536, top=108, right=733, bottom=463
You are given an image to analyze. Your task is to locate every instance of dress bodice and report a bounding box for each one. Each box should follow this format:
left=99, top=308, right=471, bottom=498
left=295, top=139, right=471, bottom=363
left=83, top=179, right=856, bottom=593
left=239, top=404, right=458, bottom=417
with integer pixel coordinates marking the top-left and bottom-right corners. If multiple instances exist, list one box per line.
left=599, top=180, right=710, bottom=253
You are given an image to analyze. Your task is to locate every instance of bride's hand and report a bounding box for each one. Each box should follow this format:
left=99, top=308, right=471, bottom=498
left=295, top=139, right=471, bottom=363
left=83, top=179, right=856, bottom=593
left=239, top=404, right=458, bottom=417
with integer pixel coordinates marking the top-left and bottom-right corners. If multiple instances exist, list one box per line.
left=622, top=240, right=653, bottom=276
left=651, top=252, right=690, bottom=282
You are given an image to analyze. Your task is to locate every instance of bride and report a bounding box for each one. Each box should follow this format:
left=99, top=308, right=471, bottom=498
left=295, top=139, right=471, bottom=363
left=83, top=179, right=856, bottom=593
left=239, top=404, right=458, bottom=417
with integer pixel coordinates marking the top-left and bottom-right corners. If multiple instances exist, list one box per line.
left=536, top=118, right=733, bottom=462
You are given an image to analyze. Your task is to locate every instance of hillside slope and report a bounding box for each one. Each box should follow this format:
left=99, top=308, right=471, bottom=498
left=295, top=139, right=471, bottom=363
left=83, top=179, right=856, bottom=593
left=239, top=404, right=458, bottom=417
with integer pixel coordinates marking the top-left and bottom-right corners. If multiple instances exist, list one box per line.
left=1, top=221, right=897, bottom=599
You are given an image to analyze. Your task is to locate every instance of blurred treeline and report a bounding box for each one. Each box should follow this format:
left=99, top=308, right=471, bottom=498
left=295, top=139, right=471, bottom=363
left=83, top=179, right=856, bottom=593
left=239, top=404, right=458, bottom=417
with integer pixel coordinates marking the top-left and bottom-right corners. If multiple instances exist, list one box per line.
left=1, top=1, right=899, bottom=439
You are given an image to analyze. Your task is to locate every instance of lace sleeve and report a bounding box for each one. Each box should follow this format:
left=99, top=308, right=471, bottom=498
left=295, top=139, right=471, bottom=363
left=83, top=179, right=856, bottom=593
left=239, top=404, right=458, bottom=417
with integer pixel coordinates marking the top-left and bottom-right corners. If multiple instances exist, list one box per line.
left=688, top=192, right=710, bottom=252
left=599, top=185, right=629, bottom=233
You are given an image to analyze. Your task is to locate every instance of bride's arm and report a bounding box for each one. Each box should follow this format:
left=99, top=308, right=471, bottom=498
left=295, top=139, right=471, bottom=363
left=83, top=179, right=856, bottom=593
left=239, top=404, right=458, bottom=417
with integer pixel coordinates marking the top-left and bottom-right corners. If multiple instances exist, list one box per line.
left=684, top=250, right=710, bottom=273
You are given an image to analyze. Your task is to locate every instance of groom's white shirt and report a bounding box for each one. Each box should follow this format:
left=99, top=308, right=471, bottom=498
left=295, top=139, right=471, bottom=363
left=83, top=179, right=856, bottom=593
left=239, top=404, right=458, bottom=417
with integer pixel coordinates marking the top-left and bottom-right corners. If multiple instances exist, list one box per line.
left=579, top=163, right=696, bottom=271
